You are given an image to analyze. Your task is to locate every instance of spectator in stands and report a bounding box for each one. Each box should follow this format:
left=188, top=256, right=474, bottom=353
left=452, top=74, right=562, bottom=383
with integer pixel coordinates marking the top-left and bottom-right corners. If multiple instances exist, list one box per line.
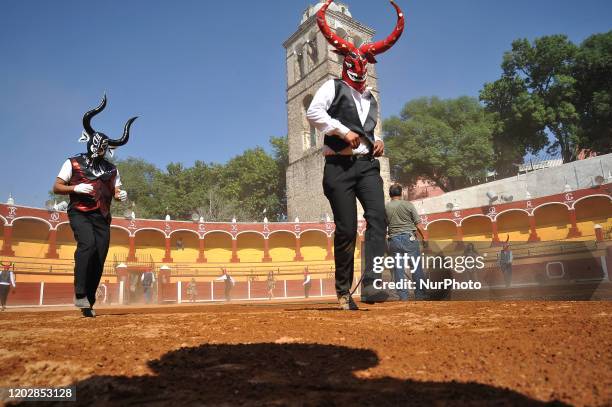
left=499, top=241, right=513, bottom=288
left=141, top=270, right=156, bottom=304
left=303, top=267, right=312, bottom=298
left=216, top=268, right=234, bottom=301
left=0, top=262, right=16, bottom=311
left=186, top=278, right=198, bottom=303
left=385, top=184, right=427, bottom=300
left=267, top=271, right=276, bottom=300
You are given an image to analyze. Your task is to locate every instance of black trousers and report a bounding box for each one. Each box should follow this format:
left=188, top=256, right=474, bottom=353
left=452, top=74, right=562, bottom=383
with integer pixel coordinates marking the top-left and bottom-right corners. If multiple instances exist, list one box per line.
left=68, top=209, right=111, bottom=306
left=0, top=285, right=10, bottom=307
left=323, top=157, right=386, bottom=296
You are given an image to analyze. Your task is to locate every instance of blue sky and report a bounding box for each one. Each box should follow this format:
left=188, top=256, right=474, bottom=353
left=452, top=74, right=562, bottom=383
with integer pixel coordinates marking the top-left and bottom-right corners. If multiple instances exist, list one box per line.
left=1, top=0, right=611, bottom=206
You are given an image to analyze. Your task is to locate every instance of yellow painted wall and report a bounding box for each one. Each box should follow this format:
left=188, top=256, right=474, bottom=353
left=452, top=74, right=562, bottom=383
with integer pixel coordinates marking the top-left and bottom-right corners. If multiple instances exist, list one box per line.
left=575, top=197, right=612, bottom=237
left=204, top=232, right=232, bottom=262
left=12, top=220, right=49, bottom=258
left=268, top=233, right=296, bottom=262
left=237, top=233, right=265, bottom=262
left=534, top=204, right=570, bottom=241
left=427, top=221, right=456, bottom=241
left=462, top=217, right=493, bottom=241
left=134, top=230, right=166, bottom=262
left=107, top=227, right=130, bottom=261
left=300, top=231, right=328, bottom=261
left=497, top=211, right=530, bottom=241
left=55, top=224, right=75, bottom=259
left=170, top=232, right=199, bottom=262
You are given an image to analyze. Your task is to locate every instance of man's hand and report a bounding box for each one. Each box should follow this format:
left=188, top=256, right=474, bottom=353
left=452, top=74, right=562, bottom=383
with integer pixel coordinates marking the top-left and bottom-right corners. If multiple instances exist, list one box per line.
left=373, top=140, right=385, bottom=157
left=342, top=131, right=361, bottom=149
left=73, top=183, right=94, bottom=195
left=116, top=190, right=128, bottom=202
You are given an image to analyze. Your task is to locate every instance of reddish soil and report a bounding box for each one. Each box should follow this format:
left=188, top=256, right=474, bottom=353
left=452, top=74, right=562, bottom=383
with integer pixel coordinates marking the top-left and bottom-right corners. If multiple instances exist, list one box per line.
left=1, top=301, right=610, bottom=406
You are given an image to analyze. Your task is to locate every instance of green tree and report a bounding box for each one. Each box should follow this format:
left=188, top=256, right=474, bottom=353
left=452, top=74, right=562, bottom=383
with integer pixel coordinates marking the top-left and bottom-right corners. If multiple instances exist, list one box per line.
left=384, top=97, right=494, bottom=192
left=112, top=157, right=160, bottom=218
left=480, top=35, right=579, bottom=169
left=59, top=137, right=290, bottom=222
left=220, top=147, right=282, bottom=221
left=269, top=135, right=288, bottom=218
left=573, top=31, right=612, bottom=155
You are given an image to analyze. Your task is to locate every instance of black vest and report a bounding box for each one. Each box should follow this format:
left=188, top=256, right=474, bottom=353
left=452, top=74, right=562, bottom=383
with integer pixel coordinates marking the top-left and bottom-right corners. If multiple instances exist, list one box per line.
left=68, top=154, right=117, bottom=219
left=324, top=79, right=378, bottom=152
left=0, top=271, right=11, bottom=284
left=142, top=272, right=153, bottom=287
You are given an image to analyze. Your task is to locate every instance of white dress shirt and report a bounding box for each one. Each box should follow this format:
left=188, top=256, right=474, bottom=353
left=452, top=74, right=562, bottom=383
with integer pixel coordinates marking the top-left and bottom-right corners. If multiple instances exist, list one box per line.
left=306, top=79, right=382, bottom=155
left=216, top=274, right=235, bottom=284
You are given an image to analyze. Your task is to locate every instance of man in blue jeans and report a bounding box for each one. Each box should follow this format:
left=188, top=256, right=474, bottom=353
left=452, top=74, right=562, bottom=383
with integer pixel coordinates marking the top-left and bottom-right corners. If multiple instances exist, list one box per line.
left=385, top=184, right=427, bottom=300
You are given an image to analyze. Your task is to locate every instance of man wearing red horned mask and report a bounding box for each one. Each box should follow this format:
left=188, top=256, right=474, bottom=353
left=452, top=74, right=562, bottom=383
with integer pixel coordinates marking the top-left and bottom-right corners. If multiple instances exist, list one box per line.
left=307, top=0, right=405, bottom=310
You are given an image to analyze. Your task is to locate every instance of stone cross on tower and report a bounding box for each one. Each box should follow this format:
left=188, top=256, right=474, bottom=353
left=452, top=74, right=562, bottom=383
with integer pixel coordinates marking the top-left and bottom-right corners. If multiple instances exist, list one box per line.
left=283, top=1, right=392, bottom=222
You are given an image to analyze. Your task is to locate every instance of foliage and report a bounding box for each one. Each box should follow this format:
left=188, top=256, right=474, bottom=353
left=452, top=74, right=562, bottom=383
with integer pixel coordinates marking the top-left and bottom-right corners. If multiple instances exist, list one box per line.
left=573, top=31, right=612, bottom=155
left=107, top=138, right=288, bottom=221
left=480, top=33, right=612, bottom=173
left=384, top=97, right=495, bottom=192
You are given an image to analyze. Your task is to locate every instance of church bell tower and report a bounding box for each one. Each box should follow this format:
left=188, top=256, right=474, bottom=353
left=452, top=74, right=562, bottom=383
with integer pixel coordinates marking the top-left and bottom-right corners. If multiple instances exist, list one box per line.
left=283, top=1, right=392, bottom=221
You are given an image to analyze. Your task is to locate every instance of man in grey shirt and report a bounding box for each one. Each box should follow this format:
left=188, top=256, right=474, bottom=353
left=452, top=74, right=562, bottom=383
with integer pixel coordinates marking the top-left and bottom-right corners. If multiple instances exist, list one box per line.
left=385, top=184, right=427, bottom=300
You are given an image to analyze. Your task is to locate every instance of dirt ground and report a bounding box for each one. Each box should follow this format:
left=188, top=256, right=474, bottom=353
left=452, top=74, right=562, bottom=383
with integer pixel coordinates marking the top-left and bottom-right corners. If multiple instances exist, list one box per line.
left=1, top=300, right=611, bottom=406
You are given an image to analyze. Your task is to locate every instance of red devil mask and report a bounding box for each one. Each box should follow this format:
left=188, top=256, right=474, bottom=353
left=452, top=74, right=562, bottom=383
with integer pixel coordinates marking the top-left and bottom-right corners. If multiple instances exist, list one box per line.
left=316, top=0, right=405, bottom=93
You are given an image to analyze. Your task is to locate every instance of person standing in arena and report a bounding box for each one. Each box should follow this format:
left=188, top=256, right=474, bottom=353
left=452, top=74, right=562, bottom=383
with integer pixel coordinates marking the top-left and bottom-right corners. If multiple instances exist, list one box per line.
left=186, top=278, right=198, bottom=303
left=141, top=270, right=156, bottom=304
left=216, top=268, right=234, bottom=301
left=267, top=271, right=276, bottom=300
left=303, top=267, right=312, bottom=298
left=0, top=262, right=16, bottom=311
left=307, top=0, right=405, bottom=310
left=385, top=184, right=427, bottom=300
left=499, top=240, right=513, bottom=288
left=52, top=95, right=137, bottom=317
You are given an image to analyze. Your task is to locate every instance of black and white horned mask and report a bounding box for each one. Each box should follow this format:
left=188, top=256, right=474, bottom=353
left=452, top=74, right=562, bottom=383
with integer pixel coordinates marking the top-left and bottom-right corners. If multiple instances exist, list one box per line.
left=79, top=94, right=138, bottom=159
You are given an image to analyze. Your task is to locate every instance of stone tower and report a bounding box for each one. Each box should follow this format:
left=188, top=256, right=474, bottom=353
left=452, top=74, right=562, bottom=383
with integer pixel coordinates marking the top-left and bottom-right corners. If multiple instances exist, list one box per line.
left=284, top=1, right=391, bottom=222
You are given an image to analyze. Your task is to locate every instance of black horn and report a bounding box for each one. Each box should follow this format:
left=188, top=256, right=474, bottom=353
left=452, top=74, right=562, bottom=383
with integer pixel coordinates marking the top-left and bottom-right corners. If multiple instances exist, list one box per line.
left=82, top=94, right=107, bottom=136
left=108, top=116, right=138, bottom=147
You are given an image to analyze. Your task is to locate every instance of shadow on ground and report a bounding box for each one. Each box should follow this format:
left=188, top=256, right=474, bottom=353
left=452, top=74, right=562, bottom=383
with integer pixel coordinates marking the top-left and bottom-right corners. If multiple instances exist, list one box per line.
left=29, top=343, right=568, bottom=406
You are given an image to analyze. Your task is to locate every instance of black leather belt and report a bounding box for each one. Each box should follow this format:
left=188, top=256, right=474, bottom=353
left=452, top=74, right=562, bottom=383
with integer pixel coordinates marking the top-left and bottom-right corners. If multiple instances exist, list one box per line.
left=325, top=155, right=374, bottom=163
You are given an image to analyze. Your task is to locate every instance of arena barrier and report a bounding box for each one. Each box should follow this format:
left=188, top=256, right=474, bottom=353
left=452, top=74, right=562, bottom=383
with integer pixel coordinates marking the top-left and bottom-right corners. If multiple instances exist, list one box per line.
left=3, top=278, right=341, bottom=307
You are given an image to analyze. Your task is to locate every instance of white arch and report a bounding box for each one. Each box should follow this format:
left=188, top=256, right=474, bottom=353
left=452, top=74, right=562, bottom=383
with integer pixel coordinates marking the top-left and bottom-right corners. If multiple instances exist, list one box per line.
left=203, top=230, right=235, bottom=239
left=532, top=201, right=570, bottom=213
left=423, top=218, right=456, bottom=231
left=571, top=194, right=612, bottom=210
left=0, top=215, right=6, bottom=226
left=109, top=224, right=132, bottom=236
left=134, top=227, right=168, bottom=239
left=267, top=229, right=298, bottom=238
left=55, top=221, right=71, bottom=230
left=459, top=214, right=492, bottom=226
left=297, top=229, right=329, bottom=239
left=494, top=208, right=530, bottom=222
left=169, top=229, right=200, bottom=238
left=10, top=216, right=53, bottom=229
left=236, top=230, right=266, bottom=239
